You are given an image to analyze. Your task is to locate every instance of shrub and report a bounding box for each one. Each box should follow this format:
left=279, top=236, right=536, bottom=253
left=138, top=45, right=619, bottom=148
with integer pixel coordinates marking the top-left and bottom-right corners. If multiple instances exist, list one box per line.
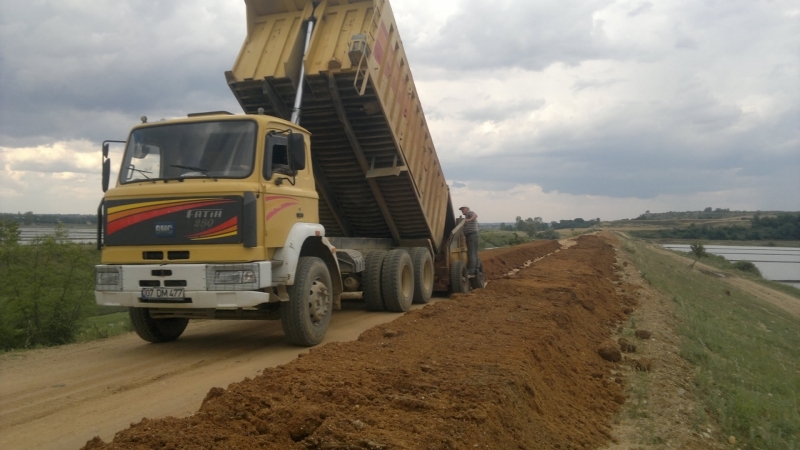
left=0, top=221, right=97, bottom=350
left=733, top=261, right=762, bottom=277
left=535, top=229, right=560, bottom=240
left=690, top=242, right=708, bottom=268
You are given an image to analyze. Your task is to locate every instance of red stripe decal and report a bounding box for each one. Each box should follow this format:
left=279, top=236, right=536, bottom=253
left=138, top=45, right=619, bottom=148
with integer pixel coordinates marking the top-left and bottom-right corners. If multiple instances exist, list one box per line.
left=266, top=202, right=298, bottom=221
left=187, top=217, right=239, bottom=239
left=107, top=200, right=233, bottom=235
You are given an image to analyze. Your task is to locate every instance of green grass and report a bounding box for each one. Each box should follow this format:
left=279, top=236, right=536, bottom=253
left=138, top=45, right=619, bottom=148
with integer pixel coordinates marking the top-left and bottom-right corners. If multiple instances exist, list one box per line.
left=479, top=230, right=529, bottom=249
left=655, top=239, right=800, bottom=248
left=625, top=371, right=652, bottom=421
left=76, top=311, right=133, bottom=342
left=670, top=250, right=800, bottom=300
left=624, top=238, right=800, bottom=449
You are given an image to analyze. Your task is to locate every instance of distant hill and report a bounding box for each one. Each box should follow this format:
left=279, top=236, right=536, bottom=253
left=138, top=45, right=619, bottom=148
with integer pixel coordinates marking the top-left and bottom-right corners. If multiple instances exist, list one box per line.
left=608, top=211, right=800, bottom=242
left=628, top=209, right=792, bottom=221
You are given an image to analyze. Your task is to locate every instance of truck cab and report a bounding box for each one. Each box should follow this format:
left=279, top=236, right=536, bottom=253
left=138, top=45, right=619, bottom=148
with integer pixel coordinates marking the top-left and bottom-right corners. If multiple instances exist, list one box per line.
left=96, top=113, right=343, bottom=346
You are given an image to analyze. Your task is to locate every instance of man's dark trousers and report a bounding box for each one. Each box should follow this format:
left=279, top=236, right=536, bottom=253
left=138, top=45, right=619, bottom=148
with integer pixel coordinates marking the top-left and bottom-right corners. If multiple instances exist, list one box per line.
left=466, top=232, right=478, bottom=275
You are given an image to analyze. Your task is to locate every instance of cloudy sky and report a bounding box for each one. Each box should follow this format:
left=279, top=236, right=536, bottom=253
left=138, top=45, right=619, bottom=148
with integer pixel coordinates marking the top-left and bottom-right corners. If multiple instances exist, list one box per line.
left=1, top=0, right=798, bottom=223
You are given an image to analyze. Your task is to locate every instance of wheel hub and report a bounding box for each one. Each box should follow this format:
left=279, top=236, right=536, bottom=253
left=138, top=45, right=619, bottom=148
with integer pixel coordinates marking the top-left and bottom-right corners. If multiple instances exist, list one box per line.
left=307, top=277, right=330, bottom=324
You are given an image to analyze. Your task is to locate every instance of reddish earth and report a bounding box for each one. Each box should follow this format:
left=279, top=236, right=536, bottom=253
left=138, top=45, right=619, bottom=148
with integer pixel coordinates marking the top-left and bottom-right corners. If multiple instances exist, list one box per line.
left=83, top=236, right=637, bottom=449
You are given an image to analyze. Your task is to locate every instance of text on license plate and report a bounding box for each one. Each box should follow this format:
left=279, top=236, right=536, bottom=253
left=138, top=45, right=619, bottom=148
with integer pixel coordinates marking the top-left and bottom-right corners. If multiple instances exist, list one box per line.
left=141, top=288, right=185, bottom=300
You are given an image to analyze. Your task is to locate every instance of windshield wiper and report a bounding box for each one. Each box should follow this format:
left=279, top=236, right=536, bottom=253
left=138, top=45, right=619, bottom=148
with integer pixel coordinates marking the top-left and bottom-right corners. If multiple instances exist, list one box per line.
left=128, top=164, right=153, bottom=180
left=128, top=167, right=152, bottom=179
left=170, top=164, right=210, bottom=177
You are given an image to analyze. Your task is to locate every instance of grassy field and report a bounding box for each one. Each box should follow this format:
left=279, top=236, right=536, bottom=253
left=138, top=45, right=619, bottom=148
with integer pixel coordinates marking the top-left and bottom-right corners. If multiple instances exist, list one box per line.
left=622, top=237, right=800, bottom=449
left=654, top=239, right=800, bottom=248
left=76, top=311, right=132, bottom=342
left=670, top=250, right=800, bottom=300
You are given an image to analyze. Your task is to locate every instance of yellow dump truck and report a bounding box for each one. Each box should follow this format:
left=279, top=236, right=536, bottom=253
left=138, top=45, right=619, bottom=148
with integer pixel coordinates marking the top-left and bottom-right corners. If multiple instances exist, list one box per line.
left=94, top=0, right=484, bottom=346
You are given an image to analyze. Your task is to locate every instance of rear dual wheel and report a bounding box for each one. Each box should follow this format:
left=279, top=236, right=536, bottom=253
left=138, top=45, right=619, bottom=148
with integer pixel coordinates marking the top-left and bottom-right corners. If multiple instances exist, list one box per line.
left=450, top=260, right=470, bottom=294
left=382, top=249, right=415, bottom=312
left=470, top=259, right=486, bottom=290
left=410, top=247, right=434, bottom=304
left=363, top=250, right=388, bottom=311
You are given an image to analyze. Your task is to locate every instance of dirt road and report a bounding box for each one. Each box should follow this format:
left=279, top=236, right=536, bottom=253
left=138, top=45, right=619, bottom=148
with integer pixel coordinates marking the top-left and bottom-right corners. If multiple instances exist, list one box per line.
left=0, top=309, right=420, bottom=450
left=1, top=241, right=561, bottom=450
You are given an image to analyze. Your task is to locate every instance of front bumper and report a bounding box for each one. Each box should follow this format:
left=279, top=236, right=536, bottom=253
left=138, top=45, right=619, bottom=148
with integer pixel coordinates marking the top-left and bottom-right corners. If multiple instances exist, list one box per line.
left=94, top=262, right=274, bottom=309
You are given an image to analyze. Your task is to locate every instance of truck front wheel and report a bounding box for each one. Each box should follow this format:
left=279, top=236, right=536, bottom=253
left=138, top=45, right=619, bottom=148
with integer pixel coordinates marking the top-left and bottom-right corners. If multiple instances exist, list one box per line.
left=281, top=256, right=333, bottom=346
left=129, top=308, right=188, bottom=343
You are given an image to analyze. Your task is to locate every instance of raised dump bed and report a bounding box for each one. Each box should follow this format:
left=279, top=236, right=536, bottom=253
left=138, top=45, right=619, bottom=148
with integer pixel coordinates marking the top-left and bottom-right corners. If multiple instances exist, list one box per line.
left=225, top=0, right=456, bottom=252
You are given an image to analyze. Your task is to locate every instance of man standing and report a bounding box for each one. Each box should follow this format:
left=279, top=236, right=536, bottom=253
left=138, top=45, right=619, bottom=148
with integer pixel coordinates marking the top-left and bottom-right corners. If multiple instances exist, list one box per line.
left=459, top=206, right=479, bottom=277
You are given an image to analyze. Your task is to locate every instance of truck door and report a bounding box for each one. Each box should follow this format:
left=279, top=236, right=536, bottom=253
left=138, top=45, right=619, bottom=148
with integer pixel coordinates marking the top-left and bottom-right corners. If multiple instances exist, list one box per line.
left=261, top=132, right=318, bottom=249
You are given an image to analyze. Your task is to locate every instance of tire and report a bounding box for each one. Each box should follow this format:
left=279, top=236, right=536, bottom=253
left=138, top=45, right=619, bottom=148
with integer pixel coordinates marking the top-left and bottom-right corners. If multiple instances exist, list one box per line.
left=381, top=249, right=415, bottom=312
left=470, top=259, right=485, bottom=290
left=410, top=247, right=434, bottom=304
left=129, top=308, right=188, bottom=343
left=281, top=257, right=333, bottom=346
left=450, top=260, right=470, bottom=294
left=362, top=250, right=387, bottom=311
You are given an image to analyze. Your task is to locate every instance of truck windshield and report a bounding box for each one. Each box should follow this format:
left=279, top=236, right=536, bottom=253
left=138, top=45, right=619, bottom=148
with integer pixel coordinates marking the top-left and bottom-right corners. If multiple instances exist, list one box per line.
left=120, top=120, right=257, bottom=183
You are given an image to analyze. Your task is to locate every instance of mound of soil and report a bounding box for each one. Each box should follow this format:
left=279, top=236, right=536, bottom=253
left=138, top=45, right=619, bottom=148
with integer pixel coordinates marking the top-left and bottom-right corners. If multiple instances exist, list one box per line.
left=480, top=240, right=562, bottom=279
left=84, top=236, right=632, bottom=449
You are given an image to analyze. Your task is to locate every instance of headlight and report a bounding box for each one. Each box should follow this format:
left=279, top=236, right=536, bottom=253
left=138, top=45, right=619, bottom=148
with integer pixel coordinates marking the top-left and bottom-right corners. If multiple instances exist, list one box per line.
left=95, top=266, right=122, bottom=291
left=96, top=270, right=119, bottom=285
left=206, top=263, right=261, bottom=290
left=214, top=270, right=256, bottom=284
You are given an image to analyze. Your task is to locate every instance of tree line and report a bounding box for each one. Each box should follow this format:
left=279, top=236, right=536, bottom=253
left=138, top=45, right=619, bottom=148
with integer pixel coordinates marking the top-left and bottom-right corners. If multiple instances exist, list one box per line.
left=0, top=212, right=97, bottom=226
left=497, top=217, right=557, bottom=239
left=496, top=216, right=600, bottom=238
left=631, top=213, right=800, bottom=241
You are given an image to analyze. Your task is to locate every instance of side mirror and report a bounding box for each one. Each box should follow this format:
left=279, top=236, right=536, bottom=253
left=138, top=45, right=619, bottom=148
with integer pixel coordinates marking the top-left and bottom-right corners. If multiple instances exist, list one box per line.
left=102, top=159, right=111, bottom=192
left=101, top=140, right=126, bottom=192
left=288, top=133, right=306, bottom=171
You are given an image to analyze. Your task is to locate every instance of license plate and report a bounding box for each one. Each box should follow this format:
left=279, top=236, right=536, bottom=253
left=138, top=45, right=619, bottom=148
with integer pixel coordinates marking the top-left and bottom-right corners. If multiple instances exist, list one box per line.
left=141, top=288, right=185, bottom=300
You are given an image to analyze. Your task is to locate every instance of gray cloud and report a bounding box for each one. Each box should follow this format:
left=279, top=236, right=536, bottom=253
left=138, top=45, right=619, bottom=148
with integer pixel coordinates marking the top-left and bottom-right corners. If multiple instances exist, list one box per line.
left=572, top=78, right=626, bottom=92
left=628, top=2, right=654, bottom=17
left=442, top=102, right=800, bottom=200
left=9, top=160, right=95, bottom=175
left=674, top=37, right=699, bottom=50
left=450, top=98, right=545, bottom=123
left=0, top=0, right=244, bottom=146
left=410, top=0, right=617, bottom=72
left=0, top=0, right=798, bottom=218
left=421, top=0, right=799, bottom=209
